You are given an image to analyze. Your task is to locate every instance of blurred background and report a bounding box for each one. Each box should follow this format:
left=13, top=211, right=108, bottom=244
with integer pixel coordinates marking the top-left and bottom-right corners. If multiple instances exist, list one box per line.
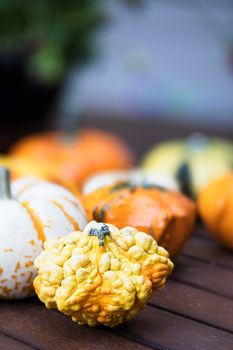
left=0, top=0, right=233, bottom=157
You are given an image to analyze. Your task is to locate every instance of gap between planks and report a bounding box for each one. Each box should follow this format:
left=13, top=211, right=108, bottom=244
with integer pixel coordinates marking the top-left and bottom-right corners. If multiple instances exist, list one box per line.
left=1, top=299, right=233, bottom=350
left=114, top=305, right=233, bottom=350
left=149, top=304, right=233, bottom=335
left=0, top=300, right=153, bottom=350
left=0, top=331, right=41, bottom=350
left=171, top=255, right=233, bottom=300
left=182, top=235, right=233, bottom=270
left=149, top=279, right=233, bottom=333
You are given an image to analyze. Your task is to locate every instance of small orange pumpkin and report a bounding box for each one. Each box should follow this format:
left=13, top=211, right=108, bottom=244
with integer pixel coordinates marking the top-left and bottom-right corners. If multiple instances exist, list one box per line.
left=0, top=155, right=80, bottom=198
left=10, top=128, right=135, bottom=186
left=198, top=173, right=233, bottom=250
left=82, top=182, right=196, bottom=259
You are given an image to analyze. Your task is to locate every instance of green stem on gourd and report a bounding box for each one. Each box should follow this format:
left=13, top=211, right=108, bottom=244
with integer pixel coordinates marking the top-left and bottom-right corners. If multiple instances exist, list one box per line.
left=0, top=168, right=11, bottom=199
left=89, top=223, right=110, bottom=246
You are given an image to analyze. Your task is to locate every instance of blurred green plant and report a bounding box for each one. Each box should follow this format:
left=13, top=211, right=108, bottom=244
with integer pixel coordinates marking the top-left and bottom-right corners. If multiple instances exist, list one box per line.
left=0, top=0, right=102, bottom=84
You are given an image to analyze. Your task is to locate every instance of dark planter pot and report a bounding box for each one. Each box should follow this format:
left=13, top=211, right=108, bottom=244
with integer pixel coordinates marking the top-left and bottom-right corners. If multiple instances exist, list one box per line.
left=0, top=52, right=60, bottom=150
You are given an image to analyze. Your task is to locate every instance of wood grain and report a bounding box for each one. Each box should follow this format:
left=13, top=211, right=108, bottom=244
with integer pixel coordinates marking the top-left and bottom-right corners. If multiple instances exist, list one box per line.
left=0, top=334, right=34, bottom=350
left=1, top=225, right=233, bottom=350
left=172, top=256, right=233, bottom=299
left=115, top=306, right=233, bottom=350
left=182, top=236, right=233, bottom=270
left=0, top=300, right=151, bottom=350
left=150, top=280, right=233, bottom=333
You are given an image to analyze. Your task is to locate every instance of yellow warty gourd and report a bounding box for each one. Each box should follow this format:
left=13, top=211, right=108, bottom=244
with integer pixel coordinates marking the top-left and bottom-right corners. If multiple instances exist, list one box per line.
left=34, top=221, right=174, bottom=327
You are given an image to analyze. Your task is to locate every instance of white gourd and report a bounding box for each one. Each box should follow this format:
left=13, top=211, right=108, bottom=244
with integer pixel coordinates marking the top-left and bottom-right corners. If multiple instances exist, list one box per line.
left=0, top=169, right=88, bottom=299
left=83, top=169, right=179, bottom=194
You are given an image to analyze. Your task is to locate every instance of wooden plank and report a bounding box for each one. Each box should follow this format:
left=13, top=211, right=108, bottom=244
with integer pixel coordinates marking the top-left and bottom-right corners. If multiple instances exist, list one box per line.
left=1, top=298, right=233, bottom=350
left=115, top=305, right=233, bottom=350
left=193, top=224, right=211, bottom=240
left=172, top=256, right=233, bottom=299
left=0, top=334, right=33, bottom=350
left=150, top=280, right=233, bottom=333
left=0, top=300, right=151, bottom=350
left=182, top=236, right=233, bottom=270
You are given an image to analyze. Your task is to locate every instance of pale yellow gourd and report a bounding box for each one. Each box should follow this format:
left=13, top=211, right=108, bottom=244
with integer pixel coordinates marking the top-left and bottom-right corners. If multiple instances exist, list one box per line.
left=34, top=221, right=174, bottom=327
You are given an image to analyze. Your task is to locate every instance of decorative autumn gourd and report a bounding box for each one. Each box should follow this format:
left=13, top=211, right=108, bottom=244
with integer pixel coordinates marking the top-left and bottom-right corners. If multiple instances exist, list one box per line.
left=0, top=168, right=88, bottom=299
left=198, top=173, right=233, bottom=250
left=82, top=169, right=179, bottom=195
left=0, top=154, right=80, bottom=197
left=10, top=128, right=135, bottom=186
left=34, top=221, right=174, bottom=327
left=82, top=182, right=196, bottom=259
left=142, top=134, right=233, bottom=197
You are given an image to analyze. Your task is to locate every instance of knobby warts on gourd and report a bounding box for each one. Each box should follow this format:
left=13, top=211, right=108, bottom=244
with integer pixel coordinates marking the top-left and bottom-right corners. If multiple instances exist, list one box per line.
left=34, top=221, right=174, bottom=327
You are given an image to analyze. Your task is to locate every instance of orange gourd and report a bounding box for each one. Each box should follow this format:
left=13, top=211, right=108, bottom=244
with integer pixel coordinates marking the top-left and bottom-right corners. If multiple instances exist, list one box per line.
left=0, top=155, right=80, bottom=198
left=83, top=183, right=196, bottom=259
left=10, top=128, right=134, bottom=186
left=198, top=173, right=233, bottom=250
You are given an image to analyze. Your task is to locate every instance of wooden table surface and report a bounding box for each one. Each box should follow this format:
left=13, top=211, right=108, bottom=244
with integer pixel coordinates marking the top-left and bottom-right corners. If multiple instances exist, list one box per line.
left=1, top=225, right=233, bottom=350
left=0, top=118, right=233, bottom=350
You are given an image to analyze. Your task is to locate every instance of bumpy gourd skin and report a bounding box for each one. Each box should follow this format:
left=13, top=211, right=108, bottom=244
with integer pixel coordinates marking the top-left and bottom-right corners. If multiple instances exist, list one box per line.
left=34, top=221, right=173, bottom=327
